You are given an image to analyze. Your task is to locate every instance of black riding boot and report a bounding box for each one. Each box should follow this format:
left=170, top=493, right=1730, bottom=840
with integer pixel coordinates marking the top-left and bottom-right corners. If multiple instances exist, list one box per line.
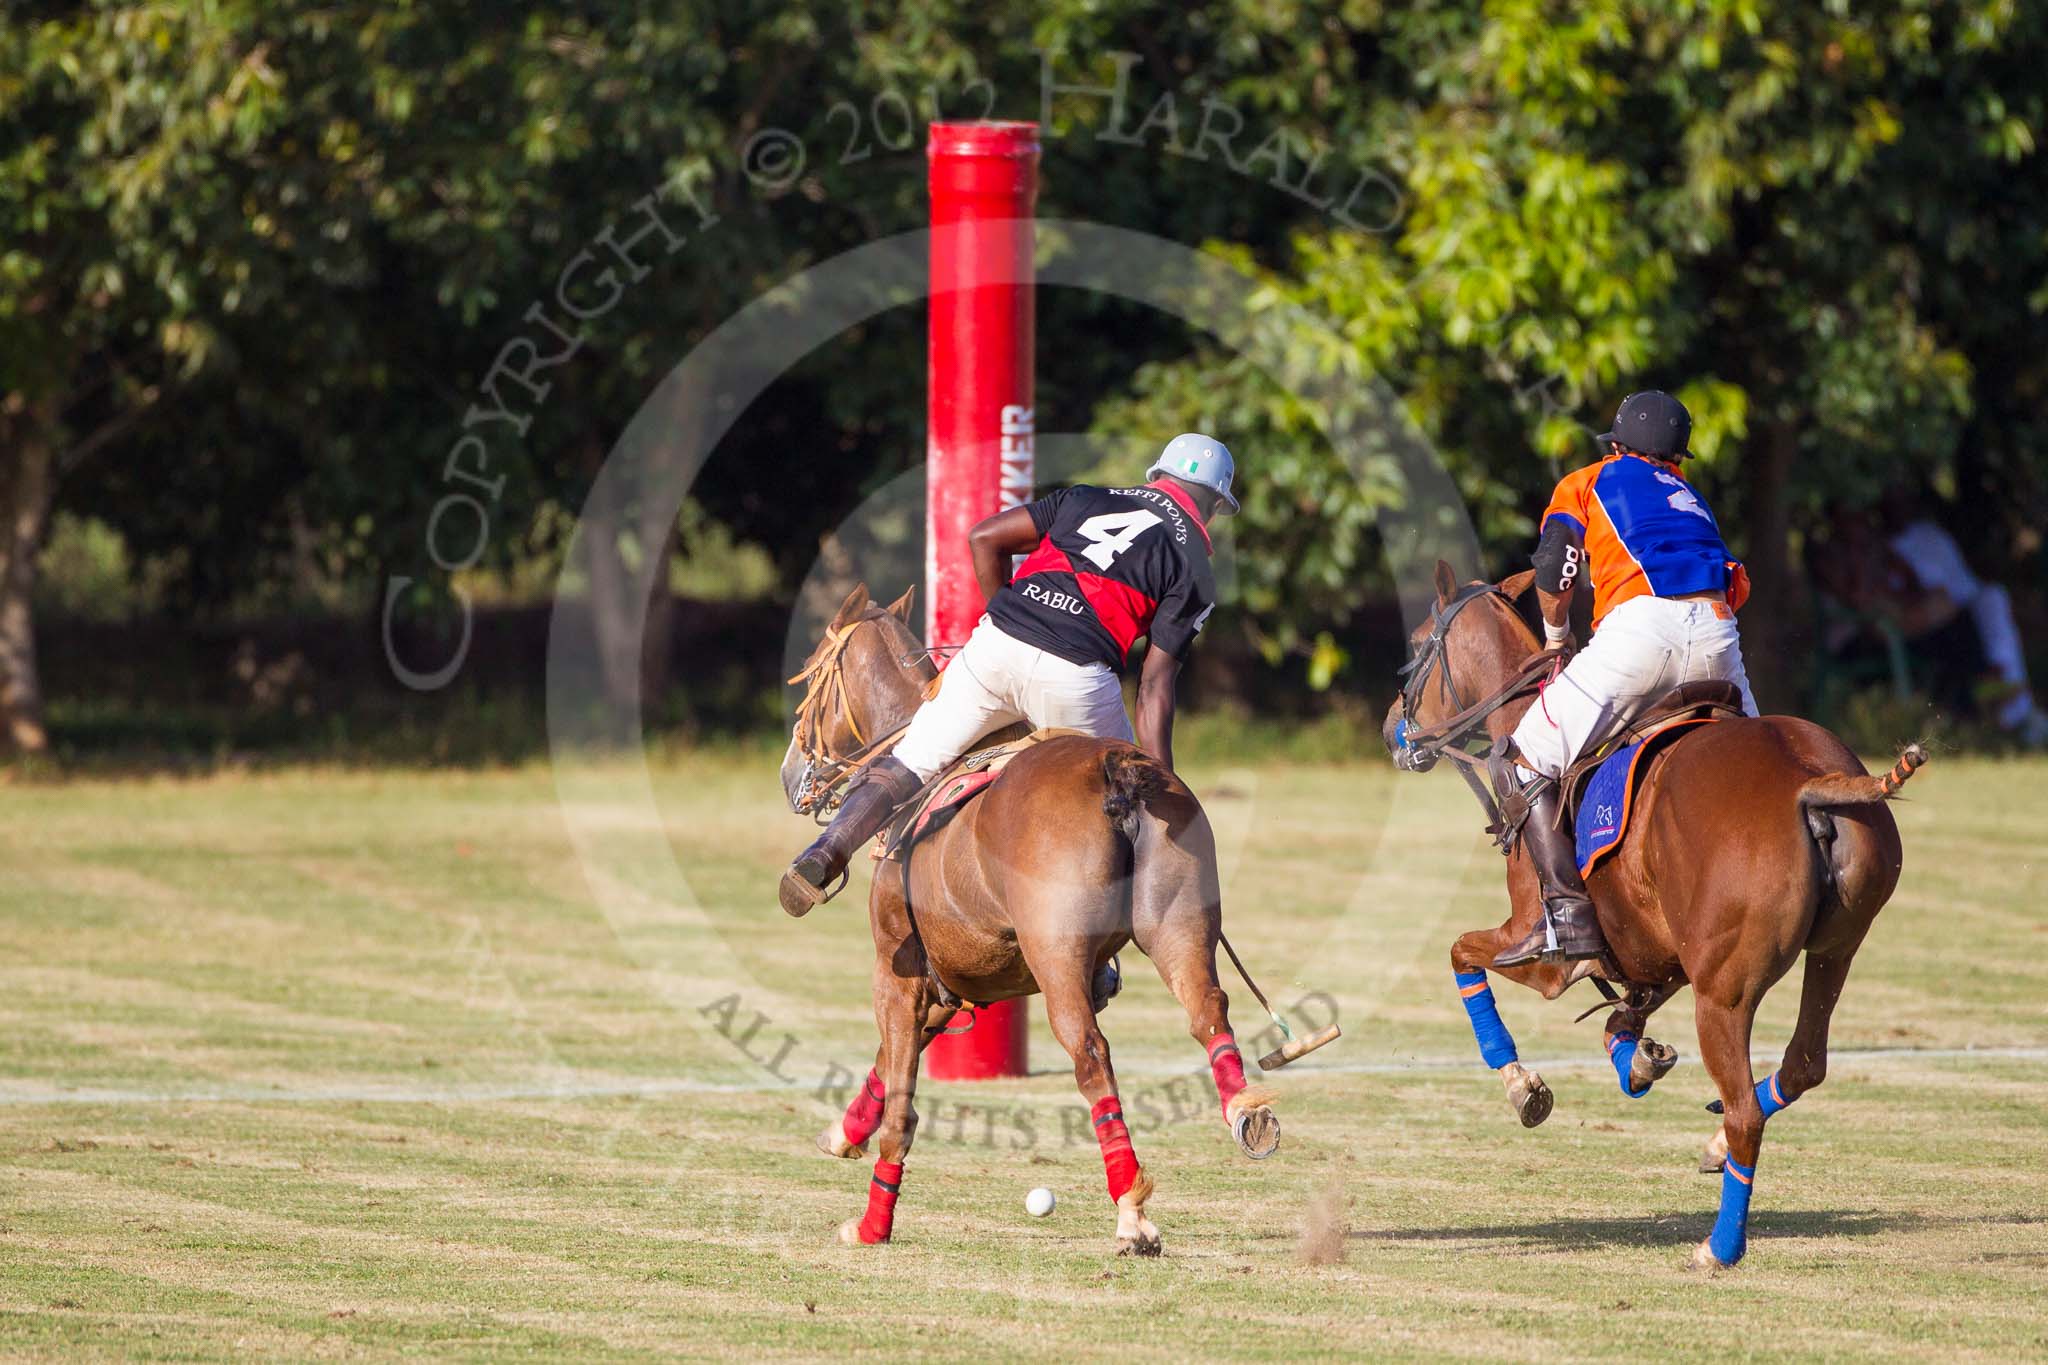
left=1492, top=780, right=1607, bottom=968
left=779, top=757, right=922, bottom=918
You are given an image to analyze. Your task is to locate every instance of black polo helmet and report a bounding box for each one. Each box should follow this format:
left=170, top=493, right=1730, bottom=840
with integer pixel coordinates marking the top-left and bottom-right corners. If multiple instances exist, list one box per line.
left=1597, top=390, right=1691, bottom=459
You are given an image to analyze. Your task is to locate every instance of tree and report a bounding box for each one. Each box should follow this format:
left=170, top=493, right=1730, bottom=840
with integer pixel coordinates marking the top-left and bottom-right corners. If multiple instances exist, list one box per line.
left=1079, top=0, right=2045, bottom=703
left=0, top=4, right=392, bottom=750
left=14, top=1, right=2046, bottom=749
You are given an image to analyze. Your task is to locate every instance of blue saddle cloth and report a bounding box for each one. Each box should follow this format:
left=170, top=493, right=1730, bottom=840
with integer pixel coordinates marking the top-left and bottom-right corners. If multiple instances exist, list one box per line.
left=1573, top=741, right=1643, bottom=876
left=1571, top=717, right=1720, bottom=876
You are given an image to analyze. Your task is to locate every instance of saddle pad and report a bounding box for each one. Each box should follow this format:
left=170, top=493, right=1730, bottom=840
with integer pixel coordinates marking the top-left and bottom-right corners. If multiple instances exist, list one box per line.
left=906, top=767, right=1001, bottom=845
left=1572, top=717, right=1717, bottom=877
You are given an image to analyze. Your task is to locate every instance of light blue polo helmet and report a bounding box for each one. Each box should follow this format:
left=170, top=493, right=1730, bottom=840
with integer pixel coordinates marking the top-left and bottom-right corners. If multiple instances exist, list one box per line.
left=1146, top=432, right=1239, bottom=515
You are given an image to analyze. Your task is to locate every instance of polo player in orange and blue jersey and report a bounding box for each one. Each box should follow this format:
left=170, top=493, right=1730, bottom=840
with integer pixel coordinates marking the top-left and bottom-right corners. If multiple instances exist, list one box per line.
left=1494, top=390, right=1759, bottom=969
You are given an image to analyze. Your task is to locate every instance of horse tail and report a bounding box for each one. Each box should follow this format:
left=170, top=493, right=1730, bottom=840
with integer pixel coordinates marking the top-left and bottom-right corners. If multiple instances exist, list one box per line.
left=1796, top=743, right=1928, bottom=812
left=1796, top=743, right=1922, bottom=938
left=1101, top=747, right=1169, bottom=841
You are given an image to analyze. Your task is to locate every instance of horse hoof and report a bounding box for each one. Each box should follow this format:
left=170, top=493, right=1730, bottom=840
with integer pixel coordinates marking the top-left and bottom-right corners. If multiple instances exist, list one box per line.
left=1698, top=1127, right=1729, bottom=1174
left=816, top=1120, right=865, bottom=1160
left=1686, top=1239, right=1730, bottom=1273
left=1501, top=1062, right=1553, bottom=1129
left=1232, top=1106, right=1281, bottom=1161
left=1114, top=1178, right=1161, bottom=1256
left=837, top=1217, right=884, bottom=1247
left=1629, top=1038, right=1680, bottom=1091
left=1116, top=1231, right=1163, bottom=1258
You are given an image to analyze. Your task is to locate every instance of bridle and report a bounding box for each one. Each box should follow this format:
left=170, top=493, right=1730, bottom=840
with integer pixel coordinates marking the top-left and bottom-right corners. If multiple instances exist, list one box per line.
left=1390, top=581, right=1562, bottom=827
left=786, top=607, right=931, bottom=818
left=1394, top=583, right=1507, bottom=739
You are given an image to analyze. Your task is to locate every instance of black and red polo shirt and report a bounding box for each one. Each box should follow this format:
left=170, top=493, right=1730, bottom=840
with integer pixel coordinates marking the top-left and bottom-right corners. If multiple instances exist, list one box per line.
left=985, top=479, right=1218, bottom=673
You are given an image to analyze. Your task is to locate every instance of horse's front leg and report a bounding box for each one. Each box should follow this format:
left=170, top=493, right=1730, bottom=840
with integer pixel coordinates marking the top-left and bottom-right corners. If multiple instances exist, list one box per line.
left=1601, top=989, right=1683, bottom=1099
left=1450, top=928, right=1557, bottom=1129
left=819, top=996, right=958, bottom=1159
left=831, top=888, right=942, bottom=1252
left=818, top=1054, right=885, bottom=1159
left=836, top=957, right=940, bottom=1246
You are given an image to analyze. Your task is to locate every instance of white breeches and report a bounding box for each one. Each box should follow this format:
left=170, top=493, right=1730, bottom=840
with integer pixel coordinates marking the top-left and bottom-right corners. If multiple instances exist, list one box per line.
left=1510, top=595, right=1758, bottom=778
left=892, top=616, right=1133, bottom=780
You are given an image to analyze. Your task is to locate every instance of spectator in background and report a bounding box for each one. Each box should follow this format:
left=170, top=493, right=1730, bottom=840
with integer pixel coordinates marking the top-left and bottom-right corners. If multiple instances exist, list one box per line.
left=1811, top=504, right=1907, bottom=644
left=1879, top=489, right=2048, bottom=745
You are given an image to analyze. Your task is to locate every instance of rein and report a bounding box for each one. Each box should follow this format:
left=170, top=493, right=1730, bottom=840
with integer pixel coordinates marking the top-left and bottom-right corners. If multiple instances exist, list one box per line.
left=786, top=608, right=927, bottom=818
left=1390, top=583, right=1562, bottom=830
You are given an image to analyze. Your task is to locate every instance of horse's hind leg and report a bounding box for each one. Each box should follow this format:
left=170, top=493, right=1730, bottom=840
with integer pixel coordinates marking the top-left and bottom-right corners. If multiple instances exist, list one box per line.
left=1688, top=992, right=1764, bottom=1271
left=1700, top=943, right=1864, bottom=1173
left=1450, top=931, right=1552, bottom=1128
left=1128, top=805, right=1277, bottom=1159
left=1036, top=968, right=1161, bottom=1256
left=1143, top=917, right=1279, bottom=1159
left=1773, top=946, right=1859, bottom=1105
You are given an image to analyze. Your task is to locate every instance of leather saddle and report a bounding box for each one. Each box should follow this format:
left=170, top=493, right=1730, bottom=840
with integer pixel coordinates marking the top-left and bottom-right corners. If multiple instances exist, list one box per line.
left=1559, top=680, right=1747, bottom=820
left=1484, top=679, right=1747, bottom=852
left=878, top=725, right=1083, bottom=863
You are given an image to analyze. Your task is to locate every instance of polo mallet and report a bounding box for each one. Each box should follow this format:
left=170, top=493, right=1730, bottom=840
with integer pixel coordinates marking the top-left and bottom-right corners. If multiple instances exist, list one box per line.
left=1217, top=932, right=1341, bottom=1071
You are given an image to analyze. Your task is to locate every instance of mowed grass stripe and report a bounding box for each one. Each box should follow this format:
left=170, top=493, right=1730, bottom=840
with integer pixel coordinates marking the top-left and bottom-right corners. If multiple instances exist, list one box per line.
left=4, top=1073, right=2045, bottom=1359
left=0, top=753, right=2042, bottom=1359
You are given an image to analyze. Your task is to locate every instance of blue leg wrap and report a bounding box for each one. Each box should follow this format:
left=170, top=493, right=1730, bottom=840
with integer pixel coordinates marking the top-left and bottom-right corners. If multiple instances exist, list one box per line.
left=1606, top=1032, right=1651, bottom=1099
left=1755, top=1071, right=1795, bottom=1120
left=1454, top=971, right=1517, bottom=1069
left=1708, top=1157, right=1754, bottom=1265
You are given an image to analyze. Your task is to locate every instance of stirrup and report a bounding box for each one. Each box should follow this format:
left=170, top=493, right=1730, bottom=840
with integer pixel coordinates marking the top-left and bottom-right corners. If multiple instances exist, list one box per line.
left=778, top=861, right=848, bottom=918
left=1492, top=907, right=1601, bottom=969
left=1491, top=913, right=1559, bottom=970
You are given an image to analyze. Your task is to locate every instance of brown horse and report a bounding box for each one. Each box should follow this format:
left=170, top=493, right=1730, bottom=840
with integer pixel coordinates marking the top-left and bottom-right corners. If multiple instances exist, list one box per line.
left=780, top=584, right=1280, bottom=1254
left=1382, top=561, right=1922, bottom=1270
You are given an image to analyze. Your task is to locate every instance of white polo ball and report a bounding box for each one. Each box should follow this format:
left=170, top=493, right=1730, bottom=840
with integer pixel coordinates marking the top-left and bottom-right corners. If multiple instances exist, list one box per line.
left=1024, top=1186, right=1055, bottom=1218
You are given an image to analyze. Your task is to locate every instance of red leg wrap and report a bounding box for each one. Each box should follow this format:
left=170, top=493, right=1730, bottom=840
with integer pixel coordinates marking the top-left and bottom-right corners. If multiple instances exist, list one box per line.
left=856, top=1159, right=903, bottom=1244
left=842, top=1069, right=886, bottom=1146
left=1091, top=1096, right=1139, bottom=1203
left=1207, top=1032, right=1248, bottom=1115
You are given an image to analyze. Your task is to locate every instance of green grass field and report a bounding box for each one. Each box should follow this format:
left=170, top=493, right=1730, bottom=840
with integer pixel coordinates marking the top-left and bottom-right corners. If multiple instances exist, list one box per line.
left=3, top=746, right=2045, bottom=1361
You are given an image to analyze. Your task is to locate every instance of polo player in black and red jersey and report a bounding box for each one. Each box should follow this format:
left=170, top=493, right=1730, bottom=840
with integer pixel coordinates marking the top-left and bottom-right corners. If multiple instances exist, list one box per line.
left=778, top=433, right=1236, bottom=918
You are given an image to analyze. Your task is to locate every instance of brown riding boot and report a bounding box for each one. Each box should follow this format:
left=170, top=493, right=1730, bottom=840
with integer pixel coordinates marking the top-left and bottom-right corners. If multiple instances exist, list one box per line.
left=779, top=757, right=921, bottom=918
left=1493, top=780, right=1607, bottom=968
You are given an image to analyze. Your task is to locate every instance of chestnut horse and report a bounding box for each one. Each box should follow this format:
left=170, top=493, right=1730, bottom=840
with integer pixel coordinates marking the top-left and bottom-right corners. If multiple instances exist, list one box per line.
left=780, top=584, right=1280, bottom=1254
left=1383, top=562, right=1923, bottom=1271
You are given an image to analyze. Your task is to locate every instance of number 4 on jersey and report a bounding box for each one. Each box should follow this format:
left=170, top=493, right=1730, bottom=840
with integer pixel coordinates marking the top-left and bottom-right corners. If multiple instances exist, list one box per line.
left=1074, top=509, right=1162, bottom=570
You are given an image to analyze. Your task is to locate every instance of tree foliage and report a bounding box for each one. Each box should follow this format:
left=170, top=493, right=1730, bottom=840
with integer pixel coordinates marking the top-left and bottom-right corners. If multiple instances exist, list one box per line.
left=4, top=0, right=2044, bottom=743
left=1092, top=0, right=2046, bottom=693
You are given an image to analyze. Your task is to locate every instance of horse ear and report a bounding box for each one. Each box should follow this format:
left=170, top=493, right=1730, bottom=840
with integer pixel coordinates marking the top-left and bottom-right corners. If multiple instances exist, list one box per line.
left=829, top=583, right=870, bottom=629
left=1433, top=559, right=1459, bottom=606
left=885, top=585, right=916, bottom=622
left=1499, top=569, right=1536, bottom=600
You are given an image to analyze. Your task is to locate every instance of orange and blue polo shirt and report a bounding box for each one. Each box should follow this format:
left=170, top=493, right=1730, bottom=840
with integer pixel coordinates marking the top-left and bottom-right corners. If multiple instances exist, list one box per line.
left=1541, top=452, right=1750, bottom=630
